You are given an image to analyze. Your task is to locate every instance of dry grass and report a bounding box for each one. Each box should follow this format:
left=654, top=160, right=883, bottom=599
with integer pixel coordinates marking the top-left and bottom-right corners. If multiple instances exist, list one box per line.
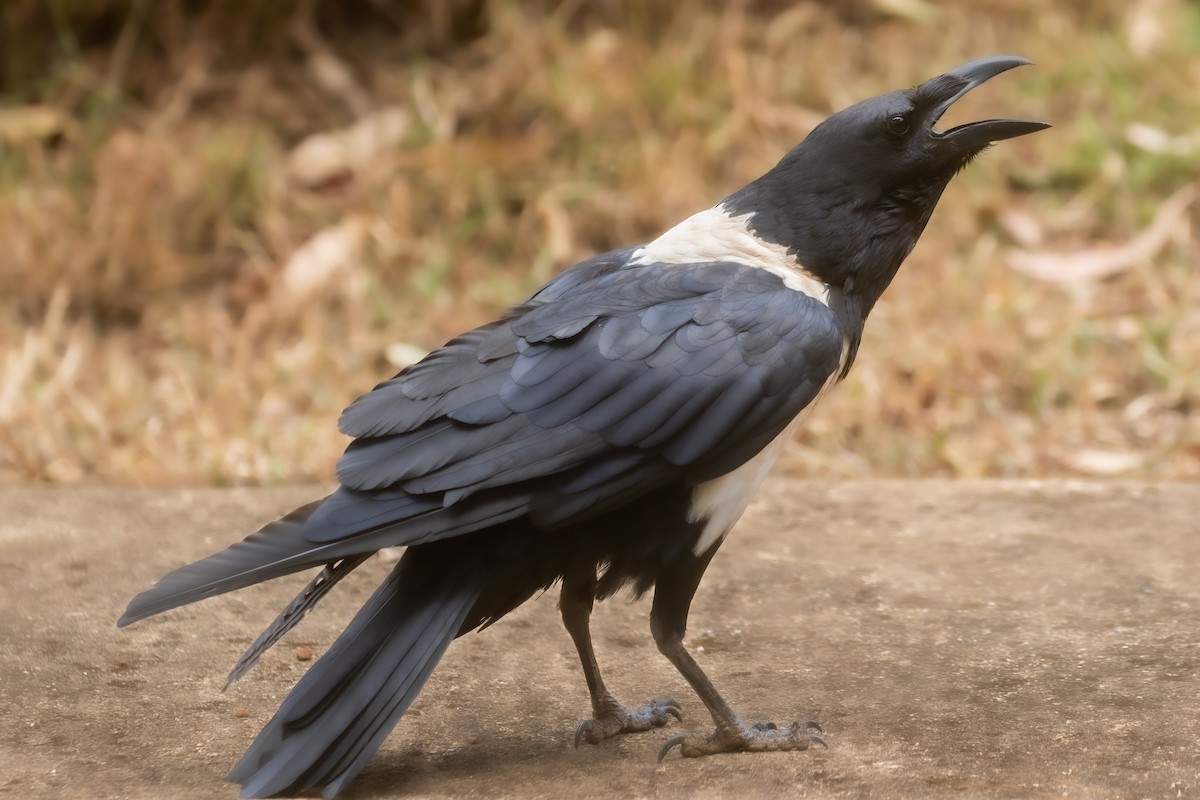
left=1, top=0, right=1197, bottom=486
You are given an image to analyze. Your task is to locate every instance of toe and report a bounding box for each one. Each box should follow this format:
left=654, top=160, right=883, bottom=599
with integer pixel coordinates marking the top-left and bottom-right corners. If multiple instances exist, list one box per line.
left=649, top=698, right=683, bottom=724
left=657, top=734, right=691, bottom=762
left=574, top=719, right=593, bottom=748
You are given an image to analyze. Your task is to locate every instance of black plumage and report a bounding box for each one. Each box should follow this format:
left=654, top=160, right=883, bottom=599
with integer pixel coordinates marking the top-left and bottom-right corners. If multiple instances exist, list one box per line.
left=119, top=56, right=1047, bottom=798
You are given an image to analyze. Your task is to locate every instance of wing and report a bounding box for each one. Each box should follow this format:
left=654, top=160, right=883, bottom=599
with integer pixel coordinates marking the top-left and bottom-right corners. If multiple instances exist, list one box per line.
left=327, top=256, right=845, bottom=535
left=119, top=252, right=844, bottom=624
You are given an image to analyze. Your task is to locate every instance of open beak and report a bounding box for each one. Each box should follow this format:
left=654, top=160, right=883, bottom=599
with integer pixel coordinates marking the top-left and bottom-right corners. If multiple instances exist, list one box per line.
left=926, top=55, right=1050, bottom=147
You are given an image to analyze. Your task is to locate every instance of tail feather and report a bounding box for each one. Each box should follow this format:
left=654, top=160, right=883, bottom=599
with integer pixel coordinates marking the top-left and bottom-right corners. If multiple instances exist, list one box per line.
left=228, top=550, right=484, bottom=799
left=225, top=554, right=372, bottom=687
left=296, top=607, right=462, bottom=798
left=118, top=488, right=528, bottom=628
left=118, top=499, right=328, bottom=627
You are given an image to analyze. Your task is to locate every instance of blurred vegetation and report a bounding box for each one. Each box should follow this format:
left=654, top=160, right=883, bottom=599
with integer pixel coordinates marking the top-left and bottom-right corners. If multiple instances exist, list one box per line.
left=0, top=0, right=1197, bottom=486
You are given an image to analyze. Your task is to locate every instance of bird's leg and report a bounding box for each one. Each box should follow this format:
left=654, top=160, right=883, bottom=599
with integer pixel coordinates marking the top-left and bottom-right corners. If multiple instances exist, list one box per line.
left=650, top=546, right=826, bottom=760
left=560, top=570, right=681, bottom=746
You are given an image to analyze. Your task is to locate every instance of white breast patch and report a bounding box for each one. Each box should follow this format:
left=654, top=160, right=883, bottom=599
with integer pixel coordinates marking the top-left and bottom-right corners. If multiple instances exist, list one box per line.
left=631, top=203, right=832, bottom=305
left=631, top=201, right=848, bottom=556
left=686, top=333, right=850, bottom=556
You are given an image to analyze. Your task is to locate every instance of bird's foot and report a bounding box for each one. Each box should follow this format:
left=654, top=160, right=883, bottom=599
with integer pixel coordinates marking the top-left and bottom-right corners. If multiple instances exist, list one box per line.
left=657, top=718, right=826, bottom=761
left=574, top=697, right=683, bottom=747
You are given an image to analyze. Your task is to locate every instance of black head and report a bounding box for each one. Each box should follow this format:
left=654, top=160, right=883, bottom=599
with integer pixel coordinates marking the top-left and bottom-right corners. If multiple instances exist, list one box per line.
left=726, top=55, right=1049, bottom=312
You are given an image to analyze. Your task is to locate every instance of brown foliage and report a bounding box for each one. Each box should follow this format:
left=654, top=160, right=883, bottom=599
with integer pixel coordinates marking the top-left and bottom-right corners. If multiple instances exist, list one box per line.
left=1, top=0, right=1196, bottom=485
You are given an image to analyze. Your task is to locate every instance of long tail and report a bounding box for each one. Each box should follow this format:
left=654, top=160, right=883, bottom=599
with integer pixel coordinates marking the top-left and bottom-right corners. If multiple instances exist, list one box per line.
left=117, top=500, right=330, bottom=627
left=227, top=547, right=485, bottom=799
left=117, top=487, right=526, bottom=630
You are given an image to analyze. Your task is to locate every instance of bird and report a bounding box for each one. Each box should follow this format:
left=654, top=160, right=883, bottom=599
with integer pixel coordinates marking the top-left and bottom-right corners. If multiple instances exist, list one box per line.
left=119, top=55, right=1048, bottom=798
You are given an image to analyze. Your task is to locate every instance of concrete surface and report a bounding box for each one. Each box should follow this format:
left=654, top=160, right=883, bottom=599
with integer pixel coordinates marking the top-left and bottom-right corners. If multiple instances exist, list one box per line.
left=1, top=480, right=1198, bottom=799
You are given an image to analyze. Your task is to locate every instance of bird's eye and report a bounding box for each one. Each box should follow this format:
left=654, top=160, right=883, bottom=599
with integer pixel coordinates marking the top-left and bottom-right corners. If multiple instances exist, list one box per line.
left=885, top=114, right=910, bottom=136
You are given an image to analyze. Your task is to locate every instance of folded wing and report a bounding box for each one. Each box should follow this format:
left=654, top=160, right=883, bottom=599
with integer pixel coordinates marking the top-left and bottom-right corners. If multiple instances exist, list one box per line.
left=120, top=254, right=844, bottom=626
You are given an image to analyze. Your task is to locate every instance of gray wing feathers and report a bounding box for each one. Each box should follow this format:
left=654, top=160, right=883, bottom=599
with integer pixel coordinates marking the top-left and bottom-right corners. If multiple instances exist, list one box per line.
left=334, top=262, right=841, bottom=505
left=335, top=247, right=641, bottom=441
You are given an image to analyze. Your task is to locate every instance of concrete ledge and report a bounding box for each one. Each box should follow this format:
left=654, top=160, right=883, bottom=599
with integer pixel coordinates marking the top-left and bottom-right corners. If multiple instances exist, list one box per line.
left=2, top=480, right=1198, bottom=798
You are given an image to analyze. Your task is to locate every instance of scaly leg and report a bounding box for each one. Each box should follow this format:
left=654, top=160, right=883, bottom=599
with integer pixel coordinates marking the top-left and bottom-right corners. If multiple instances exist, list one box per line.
left=649, top=546, right=826, bottom=760
left=560, top=570, right=681, bottom=746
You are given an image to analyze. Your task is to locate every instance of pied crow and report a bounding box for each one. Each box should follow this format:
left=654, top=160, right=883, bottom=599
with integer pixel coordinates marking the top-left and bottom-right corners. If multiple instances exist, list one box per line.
left=120, top=55, right=1048, bottom=798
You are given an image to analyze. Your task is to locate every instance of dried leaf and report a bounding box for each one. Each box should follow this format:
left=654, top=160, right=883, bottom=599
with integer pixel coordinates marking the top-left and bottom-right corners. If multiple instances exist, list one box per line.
left=287, top=107, right=411, bottom=188
left=279, top=216, right=368, bottom=299
left=1125, top=122, right=1200, bottom=156
left=872, top=0, right=941, bottom=25
left=1007, top=185, right=1195, bottom=286
left=1065, top=448, right=1145, bottom=476
left=384, top=342, right=429, bottom=368
left=0, top=105, right=72, bottom=145
left=997, top=207, right=1045, bottom=248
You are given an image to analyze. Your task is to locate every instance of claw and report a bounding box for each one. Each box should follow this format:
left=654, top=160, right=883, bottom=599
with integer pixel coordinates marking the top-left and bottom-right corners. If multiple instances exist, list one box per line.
left=574, top=720, right=592, bottom=749
left=575, top=697, right=682, bottom=748
left=658, top=734, right=689, bottom=762
left=656, top=717, right=828, bottom=761
left=780, top=719, right=828, bottom=750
